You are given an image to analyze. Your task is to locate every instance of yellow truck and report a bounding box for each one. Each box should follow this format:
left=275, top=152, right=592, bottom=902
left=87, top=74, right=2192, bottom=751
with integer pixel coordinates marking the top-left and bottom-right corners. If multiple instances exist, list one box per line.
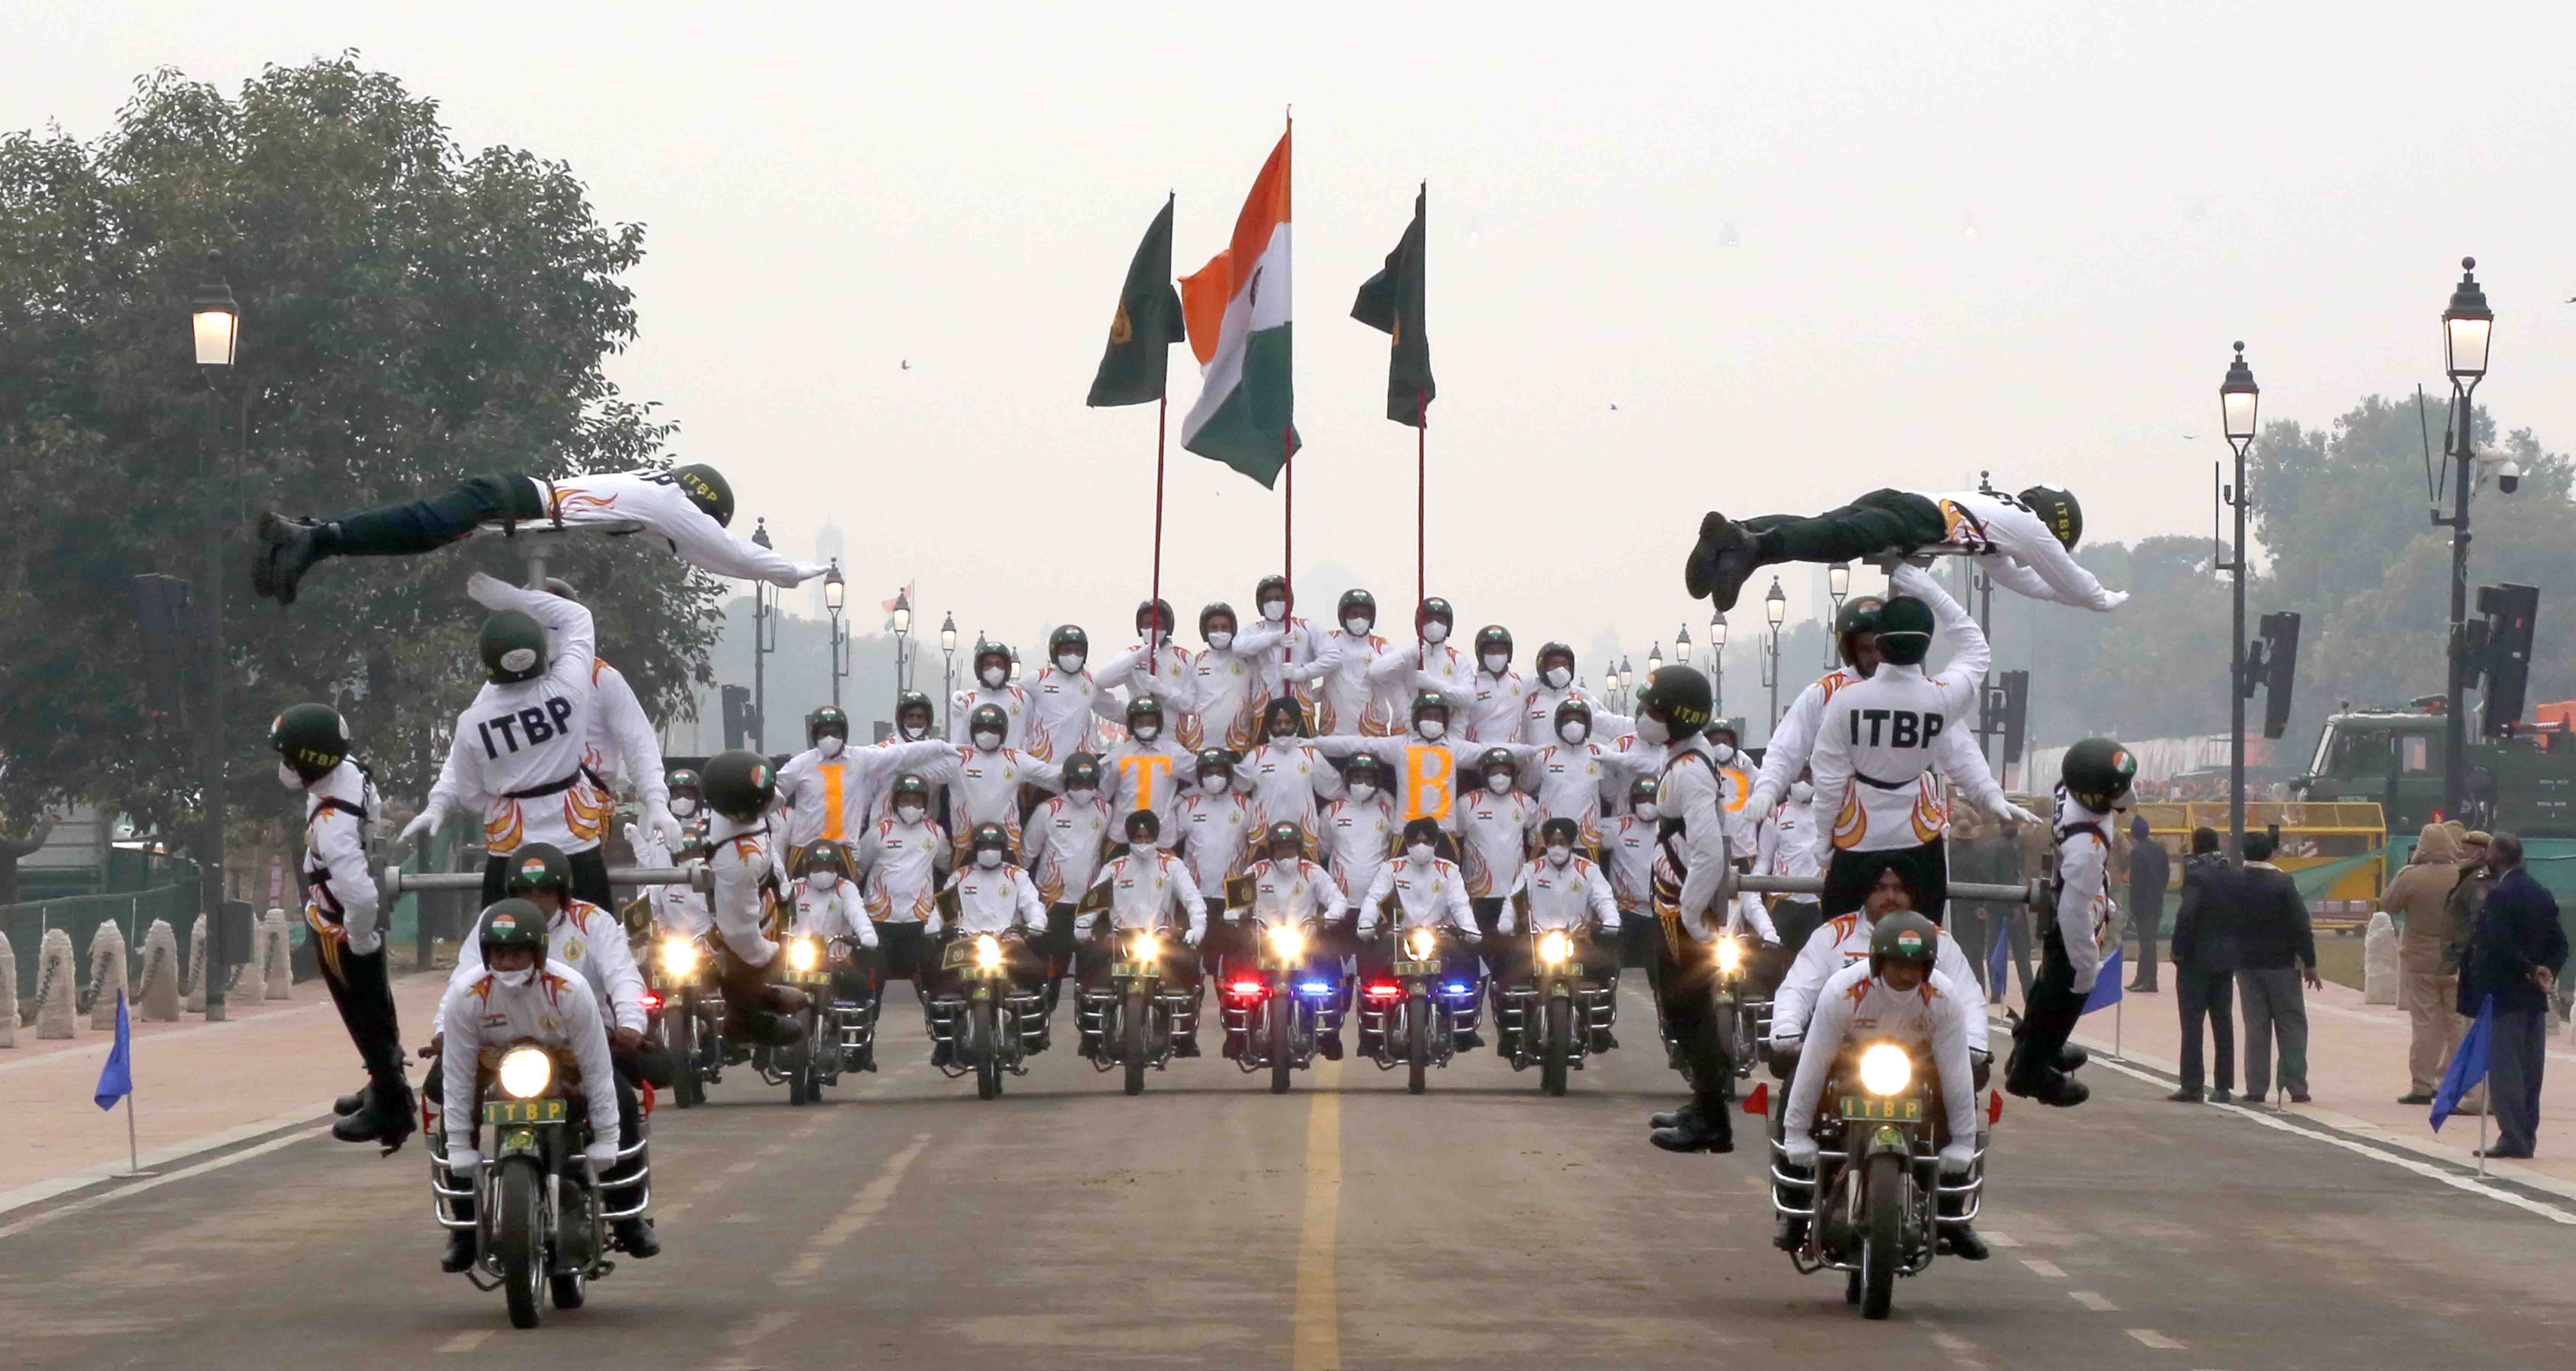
left=2131, top=801, right=2388, bottom=932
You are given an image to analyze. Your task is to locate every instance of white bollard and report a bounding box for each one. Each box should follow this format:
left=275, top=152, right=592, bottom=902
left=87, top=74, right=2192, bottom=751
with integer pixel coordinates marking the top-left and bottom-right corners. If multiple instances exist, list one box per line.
left=0, top=931, right=17, bottom=1047
left=231, top=923, right=266, bottom=1002
left=138, top=919, right=182, bottom=1022
left=86, top=922, right=130, bottom=1030
left=34, top=927, right=77, bottom=1039
left=2362, top=911, right=2400, bottom=1007
left=262, top=910, right=293, bottom=999
left=184, top=913, right=208, bottom=1013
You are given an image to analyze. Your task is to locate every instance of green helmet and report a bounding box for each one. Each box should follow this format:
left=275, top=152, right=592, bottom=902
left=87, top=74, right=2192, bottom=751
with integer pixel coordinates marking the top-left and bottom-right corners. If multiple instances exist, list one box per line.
left=1410, top=694, right=1451, bottom=731
left=1869, top=911, right=1940, bottom=976
left=1126, top=695, right=1164, bottom=732
left=270, top=702, right=349, bottom=784
left=2019, top=485, right=2082, bottom=550
left=888, top=773, right=933, bottom=812
left=1344, top=753, right=1387, bottom=790
left=1264, top=821, right=1304, bottom=859
left=799, top=842, right=853, bottom=878
left=1062, top=753, right=1102, bottom=791
left=894, top=690, right=937, bottom=737
left=1553, top=696, right=1593, bottom=734
left=502, top=842, right=574, bottom=900
left=1474, top=625, right=1512, bottom=661
left=701, top=748, right=777, bottom=822
left=807, top=705, right=849, bottom=744
left=969, top=822, right=1013, bottom=860
left=669, top=463, right=734, bottom=527
left=478, top=898, right=550, bottom=962
left=1635, top=665, right=1714, bottom=737
left=1872, top=596, right=1936, bottom=667
left=969, top=702, right=1009, bottom=743
left=2061, top=737, right=2138, bottom=812
left=1478, top=746, right=1518, bottom=780
left=666, top=767, right=702, bottom=796
left=1629, top=773, right=1662, bottom=807
left=1834, top=594, right=1886, bottom=669
left=479, top=610, right=549, bottom=684
left=1415, top=597, right=1454, bottom=636
left=1195, top=747, right=1232, bottom=778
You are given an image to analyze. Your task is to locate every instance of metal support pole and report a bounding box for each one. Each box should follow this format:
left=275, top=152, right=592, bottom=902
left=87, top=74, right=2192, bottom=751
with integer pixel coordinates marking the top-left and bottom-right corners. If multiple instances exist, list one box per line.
left=2444, top=381, right=2477, bottom=822
left=385, top=866, right=714, bottom=898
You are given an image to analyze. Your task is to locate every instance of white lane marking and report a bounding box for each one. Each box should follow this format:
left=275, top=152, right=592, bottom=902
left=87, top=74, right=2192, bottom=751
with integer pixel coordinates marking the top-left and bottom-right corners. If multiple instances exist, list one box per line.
left=2021, top=1258, right=2067, bottom=1278
left=1919, top=1319, right=1991, bottom=1370
left=776, top=1133, right=931, bottom=1285
left=2071, top=1290, right=2118, bottom=1311
left=1294, top=1057, right=1343, bottom=1371
left=436, top=1330, right=493, bottom=1354
left=2086, top=1055, right=2576, bottom=1226
left=723, top=1160, right=758, bottom=1174
left=2128, top=1329, right=2185, bottom=1350
left=0, top=1099, right=340, bottom=1216
left=0, top=1126, right=329, bottom=1242
left=1980, top=1230, right=2023, bottom=1248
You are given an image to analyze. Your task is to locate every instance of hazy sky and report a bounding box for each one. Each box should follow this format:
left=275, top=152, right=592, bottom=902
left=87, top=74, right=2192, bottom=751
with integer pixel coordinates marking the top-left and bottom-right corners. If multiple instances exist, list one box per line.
left=16, top=2, right=2576, bottom=671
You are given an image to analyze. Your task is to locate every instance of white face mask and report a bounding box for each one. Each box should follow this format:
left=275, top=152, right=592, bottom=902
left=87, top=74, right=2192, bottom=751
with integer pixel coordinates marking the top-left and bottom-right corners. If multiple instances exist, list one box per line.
left=1558, top=722, right=1587, bottom=745
left=1068, top=785, right=1097, bottom=802
left=1637, top=714, right=1672, bottom=746
left=1199, top=775, right=1228, bottom=796
left=1788, top=781, right=1815, bottom=805
left=1056, top=652, right=1085, bottom=675
left=900, top=722, right=928, bottom=741
left=1261, top=599, right=1287, bottom=622
left=1349, top=783, right=1378, bottom=804
left=1542, top=666, right=1571, bottom=690
left=1709, top=741, right=1737, bottom=766
left=671, top=796, right=698, bottom=817
left=1344, top=616, right=1373, bottom=636
left=1635, top=801, right=1660, bottom=822
left=1422, top=622, right=1449, bottom=645
left=493, top=967, right=536, bottom=990
left=1418, top=719, right=1445, bottom=740
left=1483, top=773, right=1512, bottom=795
left=976, top=848, right=1004, bottom=869
left=1546, top=844, right=1573, bottom=866
left=809, top=871, right=838, bottom=892
left=1406, top=841, right=1436, bottom=863
left=973, top=730, right=1003, bottom=751
left=896, top=804, right=926, bottom=824
left=1207, top=631, right=1234, bottom=651
left=818, top=736, right=845, bottom=758
left=981, top=666, right=1007, bottom=688
left=277, top=761, right=305, bottom=790
left=1133, top=724, right=1159, bottom=743
left=1482, top=652, right=1509, bottom=673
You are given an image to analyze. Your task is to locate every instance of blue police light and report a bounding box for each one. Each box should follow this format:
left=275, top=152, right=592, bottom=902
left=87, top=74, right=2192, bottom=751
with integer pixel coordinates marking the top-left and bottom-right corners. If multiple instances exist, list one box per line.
left=1446, top=983, right=1470, bottom=995
left=1300, top=981, right=1333, bottom=995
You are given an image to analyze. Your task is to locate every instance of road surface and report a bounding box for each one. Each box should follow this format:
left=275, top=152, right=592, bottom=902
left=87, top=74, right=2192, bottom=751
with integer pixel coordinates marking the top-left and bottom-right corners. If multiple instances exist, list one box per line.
left=3, top=981, right=2569, bottom=1369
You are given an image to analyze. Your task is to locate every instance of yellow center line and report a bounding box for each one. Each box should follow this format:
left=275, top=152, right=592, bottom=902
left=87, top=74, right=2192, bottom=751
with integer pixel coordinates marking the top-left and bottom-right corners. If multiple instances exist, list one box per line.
left=1293, top=1058, right=1342, bottom=1370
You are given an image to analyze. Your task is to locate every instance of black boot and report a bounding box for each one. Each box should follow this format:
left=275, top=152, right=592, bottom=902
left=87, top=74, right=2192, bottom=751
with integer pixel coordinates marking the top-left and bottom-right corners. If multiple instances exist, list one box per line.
left=333, top=1076, right=415, bottom=1155
left=1590, top=1027, right=1619, bottom=1051
left=2005, top=1068, right=2089, bottom=1108
left=1772, top=1214, right=1808, bottom=1253
left=333, top=1086, right=369, bottom=1117
left=1683, top=512, right=1762, bottom=610
left=1942, top=1223, right=1992, bottom=1261
left=442, top=1227, right=478, bottom=1274
left=612, top=1216, right=661, bottom=1259
left=1318, top=1029, right=1344, bottom=1061
left=1222, top=1032, right=1245, bottom=1061
left=1649, top=1103, right=1700, bottom=1130
left=2057, top=1043, right=2090, bottom=1072
left=930, top=1038, right=956, bottom=1068
left=1650, top=1103, right=1734, bottom=1154
left=1173, top=1035, right=1202, bottom=1058
left=254, top=513, right=334, bottom=607
left=1453, top=1028, right=1484, bottom=1051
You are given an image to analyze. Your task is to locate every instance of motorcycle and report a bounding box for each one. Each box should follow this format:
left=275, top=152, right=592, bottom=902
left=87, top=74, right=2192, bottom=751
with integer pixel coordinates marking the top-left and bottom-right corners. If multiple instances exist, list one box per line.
left=1714, top=933, right=1770, bottom=1100
left=758, top=933, right=841, bottom=1106
left=1496, top=924, right=1616, bottom=1096
left=926, top=931, right=1045, bottom=1100
left=651, top=932, right=729, bottom=1107
left=1221, top=918, right=1341, bottom=1094
left=1768, top=1040, right=1986, bottom=1320
left=1359, top=926, right=1482, bottom=1095
left=428, top=1040, right=644, bottom=1329
left=1079, top=927, right=1200, bottom=1096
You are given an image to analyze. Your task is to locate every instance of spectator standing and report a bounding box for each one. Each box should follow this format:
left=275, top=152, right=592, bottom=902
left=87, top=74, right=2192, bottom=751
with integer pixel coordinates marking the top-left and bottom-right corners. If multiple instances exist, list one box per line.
left=2166, top=827, right=2238, bottom=1102
left=2126, top=814, right=2169, bottom=992
left=2380, top=824, right=2463, bottom=1106
left=2458, top=833, right=2567, bottom=1160
left=1949, top=807, right=2028, bottom=1003
left=2234, top=831, right=2320, bottom=1104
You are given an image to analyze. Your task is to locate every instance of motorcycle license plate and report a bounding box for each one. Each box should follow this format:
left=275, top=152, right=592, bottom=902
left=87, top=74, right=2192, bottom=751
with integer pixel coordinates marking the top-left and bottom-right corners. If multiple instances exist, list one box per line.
left=1112, top=962, right=1154, bottom=979
left=941, top=940, right=983, bottom=970
left=1391, top=961, right=1437, bottom=978
left=483, top=1099, right=566, bottom=1125
left=781, top=968, right=833, bottom=986
left=1839, top=1095, right=1922, bottom=1123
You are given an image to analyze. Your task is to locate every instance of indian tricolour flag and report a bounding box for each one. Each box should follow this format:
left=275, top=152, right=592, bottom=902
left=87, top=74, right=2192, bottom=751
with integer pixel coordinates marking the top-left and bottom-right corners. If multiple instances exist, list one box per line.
left=1180, top=129, right=1299, bottom=486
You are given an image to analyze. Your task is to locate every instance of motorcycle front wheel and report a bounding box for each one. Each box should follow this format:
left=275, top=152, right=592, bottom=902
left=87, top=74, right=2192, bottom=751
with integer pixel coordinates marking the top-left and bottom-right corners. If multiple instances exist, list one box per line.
left=497, top=1156, right=546, bottom=1329
left=1860, top=1152, right=1902, bottom=1320
left=672, top=992, right=699, bottom=1109
left=1406, top=993, right=1429, bottom=1096
left=973, top=999, right=1002, bottom=1101
left=1541, top=995, right=1571, bottom=1097
left=1122, top=989, right=1148, bottom=1096
left=786, top=1009, right=813, bottom=1107
left=1268, top=993, right=1293, bottom=1095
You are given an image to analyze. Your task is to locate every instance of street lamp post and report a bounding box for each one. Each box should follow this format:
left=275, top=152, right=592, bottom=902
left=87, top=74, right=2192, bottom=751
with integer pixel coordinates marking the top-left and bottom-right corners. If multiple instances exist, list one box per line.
left=1827, top=562, right=1851, bottom=667
left=1764, top=577, right=1787, bottom=734
left=939, top=612, right=959, bottom=736
left=822, top=561, right=849, bottom=709
left=1619, top=657, right=1635, bottom=714
left=2440, top=259, right=2494, bottom=824
left=1674, top=624, right=1693, bottom=690
left=2220, top=341, right=2261, bottom=864
left=750, top=519, right=776, bottom=751
left=1709, top=612, right=1728, bottom=716
left=1602, top=665, right=1621, bottom=714
left=891, top=591, right=912, bottom=696
left=1008, top=647, right=1023, bottom=685
left=191, top=251, right=240, bottom=1021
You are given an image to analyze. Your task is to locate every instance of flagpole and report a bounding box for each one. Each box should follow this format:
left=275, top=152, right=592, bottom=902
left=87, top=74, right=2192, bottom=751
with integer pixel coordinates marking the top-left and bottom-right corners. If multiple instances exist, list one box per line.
left=1282, top=424, right=1294, bottom=603
left=1151, top=393, right=1167, bottom=675
left=1416, top=389, right=1427, bottom=646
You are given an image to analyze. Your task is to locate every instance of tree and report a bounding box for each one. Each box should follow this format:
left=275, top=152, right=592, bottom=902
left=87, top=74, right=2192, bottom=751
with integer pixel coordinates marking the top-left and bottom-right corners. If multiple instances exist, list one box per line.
left=0, top=56, right=721, bottom=844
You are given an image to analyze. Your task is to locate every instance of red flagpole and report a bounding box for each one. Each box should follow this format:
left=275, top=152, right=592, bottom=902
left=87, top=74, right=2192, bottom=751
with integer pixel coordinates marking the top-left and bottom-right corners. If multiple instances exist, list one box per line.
left=1150, top=392, right=1167, bottom=673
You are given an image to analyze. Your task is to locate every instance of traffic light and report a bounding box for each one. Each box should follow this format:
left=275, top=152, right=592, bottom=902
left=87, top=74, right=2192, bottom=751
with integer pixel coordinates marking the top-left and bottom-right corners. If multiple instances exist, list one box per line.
left=2477, top=583, right=2540, bottom=737
left=721, top=684, right=756, bottom=751
left=1984, top=670, right=2029, bottom=765
left=2256, top=612, right=2301, bottom=740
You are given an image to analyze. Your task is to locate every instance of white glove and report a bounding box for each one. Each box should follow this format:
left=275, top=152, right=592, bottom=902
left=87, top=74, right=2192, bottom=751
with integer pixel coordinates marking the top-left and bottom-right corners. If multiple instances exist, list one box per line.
left=1183, top=927, right=1204, bottom=948
left=858, top=920, right=880, bottom=950
left=1496, top=912, right=1517, bottom=936
left=1355, top=922, right=1378, bottom=942
left=1998, top=802, right=2045, bottom=830
left=925, top=916, right=944, bottom=940
left=1601, top=916, right=1621, bottom=935
left=582, top=1139, right=620, bottom=1174
left=1460, top=927, right=1483, bottom=946
left=646, top=803, right=683, bottom=848
left=1782, top=1134, right=1820, bottom=1169
left=398, top=810, right=442, bottom=851
left=1073, top=914, right=1097, bottom=940
left=1938, top=1141, right=1978, bottom=1178
left=443, top=1145, right=482, bottom=1175
left=623, top=821, right=646, bottom=856
left=1224, top=909, right=1243, bottom=923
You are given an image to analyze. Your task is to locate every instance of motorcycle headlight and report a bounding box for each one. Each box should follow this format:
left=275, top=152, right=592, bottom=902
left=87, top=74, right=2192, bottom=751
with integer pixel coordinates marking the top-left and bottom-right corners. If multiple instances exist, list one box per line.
left=1406, top=928, right=1436, bottom=960
left=1858, top=1042, right=1912, bottom=1097
left=1538, top=930, right=1572, bottom=965
left=1715, top=937, right=1744, bottom=975
left=1268, top=924, right=1306, bottom=960
left=976, top=934, right=1004, bottom=970
left=1130, top=932, right=1160, bottom=961
left=661, top=936, right=698, bottom=978
left=787, top=936, right=820, bottom=973
left=498, top=1045, right=554, bottom=1100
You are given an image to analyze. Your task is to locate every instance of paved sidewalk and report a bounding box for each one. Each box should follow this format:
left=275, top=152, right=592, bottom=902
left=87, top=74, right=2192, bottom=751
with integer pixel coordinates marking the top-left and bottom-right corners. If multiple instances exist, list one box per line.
left=2000, top=972, right=2576, bottom=1194
left=0, top=970, right=450, bottom=1201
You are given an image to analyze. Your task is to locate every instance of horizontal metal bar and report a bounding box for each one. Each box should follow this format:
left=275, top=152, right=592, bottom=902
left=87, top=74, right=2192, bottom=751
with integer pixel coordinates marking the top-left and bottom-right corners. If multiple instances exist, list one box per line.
left=1728, top=868, right=2048, bottom=909
left=385, top=864, right=712, bottom=897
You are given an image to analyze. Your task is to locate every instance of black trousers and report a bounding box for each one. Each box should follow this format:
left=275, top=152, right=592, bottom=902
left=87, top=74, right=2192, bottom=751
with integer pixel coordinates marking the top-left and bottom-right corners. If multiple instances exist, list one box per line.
left=1771, top=898, right=1824, bottom=955
left=1821, top=840, right=1948, bottom=924
left=2011, top=920, right=2084, bottom=1089
left=1745, top=489, right=1948, bottom=565
left=480, top=846, right=613, bottom=912
left=2174, top=967, right=2235, bottom=1092
left=2130, top=895, right=2164, bottom=989
left=325, top=473, right=544, bottom=558
left=1470, top=897, right=1508, bottom=976
left=2491, top=1008, right=2549, bottom=1155
left=314, top=923, right=406, bottom=1087
left=1655, top=916, right=1735, bottom=1120
left=873, top=921, right=930, bottom=984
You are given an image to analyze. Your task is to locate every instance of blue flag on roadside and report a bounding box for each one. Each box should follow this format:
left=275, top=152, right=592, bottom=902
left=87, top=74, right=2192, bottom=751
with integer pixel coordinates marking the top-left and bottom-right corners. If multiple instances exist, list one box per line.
left=94, top=991, right=133, bottom=1111
left=2081, top=949, right=2125, bottom=1015
left=2431, top=995, right=2494, bottom=1132
left=1987, top=918, right=2011, bottom=991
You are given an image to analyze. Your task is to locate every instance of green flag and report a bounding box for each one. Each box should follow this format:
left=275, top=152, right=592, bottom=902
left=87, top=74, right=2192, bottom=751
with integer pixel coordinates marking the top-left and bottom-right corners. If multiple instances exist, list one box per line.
left=1351, top=182, right=1434, bottom=427
left=1087, top=195, right=1188, bottom=408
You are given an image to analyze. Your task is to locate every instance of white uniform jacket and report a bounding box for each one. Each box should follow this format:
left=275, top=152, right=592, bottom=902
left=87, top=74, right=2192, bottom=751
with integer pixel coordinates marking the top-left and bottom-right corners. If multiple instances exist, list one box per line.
left=1024, top=666, right=1125, bottom=762
left=1806, top=661, right=2011, bottom=860
left=786, top=875, right=874, bottom=946
left=774, top=738, right=955, bottom=854
left=1505, top=855, right=1619, bottom=935
left=1369, top=640, right=1473, bottom=714
left=629, top=826, right=710, bottom=937
left=2051, top=789, right=2120, bottom=994
left=1784, top=962, right=1980, bottom=1154
left=1521, top=683, right=1631, bottom=748
left=1454, top=787, right=1538, bottom=899
left=1025, top=793, right=1112, bottom=906
left=1175, top=791, right=1259, bottom=897
left=1301, top=628, right=1396, bottom=736
left=582, top=659, right=668, bottom=814
left=910, top=745, right=1063, bottom=860
left=1598, top=814, right=1656, bottom=911
left=1911, top=487, right=2126, bottom=612
left=1649, top=737, right=1733, bottom=943
left=1236, top=857, right=1348, bottom=930
left=1314, top=732, right=1538, bottom=836
left=1077, top=850, right=1206, bottom=937
left=1186, top=621, right=1293, bottom=753
left=521, top=471, right=823, bottom=587
left=1098, top=638, right=1203, bottom=750
left=949, top=682, right=1035, bottom=749
left=1359, top=856, right=1475, bottom=940
left=1770, top=911, right=1990, bottom=1055
left=707, top=812, right=784, bottom=967
left=857, top=817, right=949, bottom=923
left=440, top=960, right=621, bottom=1155
left=425, top=575, right=606, bottom=856
left=936, top=865, right=1046, bottom=938
left=1233, top=741, right=1338, bottom=845
left=1100, top=737, right=1190, bottom=850
left=299, top=759, right=382, bottom=952
left=1320, top=795, right=1397, bottom=905
left=1464, top=667, right=1530, bottom=745
left=442, top=898, right=648, bottom=1035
